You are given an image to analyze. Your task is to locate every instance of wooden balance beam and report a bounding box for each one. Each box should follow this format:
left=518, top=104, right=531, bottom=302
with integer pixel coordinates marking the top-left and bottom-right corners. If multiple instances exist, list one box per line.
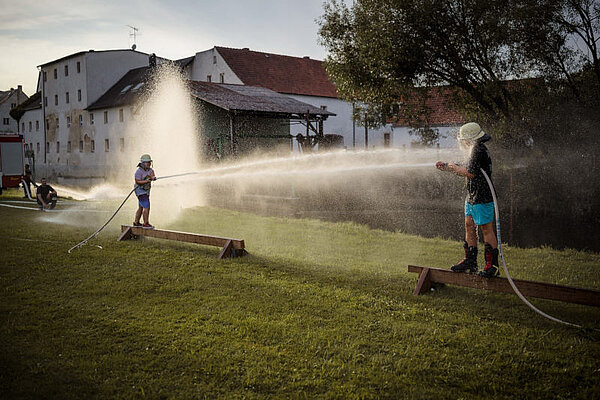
left=118, top=225, right=246, bottom=259
left=408, top=265, right=600, bottom=307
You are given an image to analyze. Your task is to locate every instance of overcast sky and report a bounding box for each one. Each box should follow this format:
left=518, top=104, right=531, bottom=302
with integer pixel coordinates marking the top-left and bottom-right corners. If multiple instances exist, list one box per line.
left=0, top=0, right=337, bottom=95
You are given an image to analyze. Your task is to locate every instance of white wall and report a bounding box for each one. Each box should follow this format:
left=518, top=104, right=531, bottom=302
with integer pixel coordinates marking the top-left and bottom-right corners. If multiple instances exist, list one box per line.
left=189, top=48, right=243, bottom=84
left=392, top=125, right=460, bottom=148
left=85, top=51, right=150, bottom=106
left=37, top=50, right=151, bottom=181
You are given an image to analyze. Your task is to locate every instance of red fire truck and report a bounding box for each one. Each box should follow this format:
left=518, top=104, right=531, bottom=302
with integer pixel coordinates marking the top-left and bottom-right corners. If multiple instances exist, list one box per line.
left=0, top=134, right=25, bottom=192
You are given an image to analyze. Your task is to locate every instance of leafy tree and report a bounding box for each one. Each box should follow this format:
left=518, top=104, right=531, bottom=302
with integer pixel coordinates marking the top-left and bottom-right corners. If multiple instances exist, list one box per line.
left=318, top=0, right=599, bottom=144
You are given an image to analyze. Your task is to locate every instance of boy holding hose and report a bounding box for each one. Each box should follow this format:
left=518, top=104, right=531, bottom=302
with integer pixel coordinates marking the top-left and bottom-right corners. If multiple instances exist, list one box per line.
left=134, top=154, right=156, bottom=229
left=436, top=122, right=499, bottom=278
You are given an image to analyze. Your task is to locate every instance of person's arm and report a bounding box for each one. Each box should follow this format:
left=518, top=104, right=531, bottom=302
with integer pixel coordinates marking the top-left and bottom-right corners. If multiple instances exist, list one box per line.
left=436, top=161, right=475, bottom=179
left=37, top=193, right=46, bottom=206
left=135, top=178, right=152, bottom=185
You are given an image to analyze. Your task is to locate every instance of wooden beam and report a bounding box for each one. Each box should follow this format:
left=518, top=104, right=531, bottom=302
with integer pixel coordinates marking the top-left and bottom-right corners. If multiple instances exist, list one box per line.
left=413, top=267, right=431, bottom=295
left=218, top=239, right=233, bottom=260
left=121, top=225, right=245, bottom=250
left=117, top=226, right=133, bottom=242
left=408, top=265, right=600, bottom=307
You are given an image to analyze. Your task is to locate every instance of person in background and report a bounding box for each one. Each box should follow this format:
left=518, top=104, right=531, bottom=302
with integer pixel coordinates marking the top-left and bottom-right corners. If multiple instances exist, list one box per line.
left=36, top=178, right=57, bottom=210
left=436, top=122, right=500, bottom=278
left=23, top=163, right=37, bottom=199
left=133, top=154, right=156, bottom=229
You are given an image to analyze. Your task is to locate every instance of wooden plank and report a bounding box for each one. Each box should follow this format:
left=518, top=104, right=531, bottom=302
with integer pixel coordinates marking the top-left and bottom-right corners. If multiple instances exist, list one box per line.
left=218, top=239, right=233, bottom=259
left=122, top=225, right=244, bottom=249
left=413, top=267, right=431, bottom=295
left=408, top=265, right=600, bottom=307
left=117, top=226, right=133, bottom=242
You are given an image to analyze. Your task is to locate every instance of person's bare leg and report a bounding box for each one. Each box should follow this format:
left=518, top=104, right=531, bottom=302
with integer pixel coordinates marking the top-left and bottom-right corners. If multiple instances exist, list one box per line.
left=142, top=207, right=150, bottom=224
left=465, top=216, right=478, bottom=247
left=480, top=223, right=497, bottom=248
left=135, top=206, right=143, bottom=224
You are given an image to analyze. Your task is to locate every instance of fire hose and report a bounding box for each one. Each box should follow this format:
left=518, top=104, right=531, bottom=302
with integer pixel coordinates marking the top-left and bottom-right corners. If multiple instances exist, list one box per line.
left=67, top=172, right=201, bottom=253
left=480, top=168, right=598, bottom=332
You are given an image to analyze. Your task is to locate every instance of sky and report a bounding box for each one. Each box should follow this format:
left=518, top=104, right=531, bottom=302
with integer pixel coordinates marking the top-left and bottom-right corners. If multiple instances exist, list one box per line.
left=0, top=0, right=336, bottom=95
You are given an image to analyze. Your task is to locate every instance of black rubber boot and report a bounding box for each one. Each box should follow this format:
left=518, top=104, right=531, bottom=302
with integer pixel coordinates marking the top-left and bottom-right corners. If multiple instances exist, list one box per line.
left=479, top=243, right=499, bottom=278
left=451, top=242, right=478, bottom=273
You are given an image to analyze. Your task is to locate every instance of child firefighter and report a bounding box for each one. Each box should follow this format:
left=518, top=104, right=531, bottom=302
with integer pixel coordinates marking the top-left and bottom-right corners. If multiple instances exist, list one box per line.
left=134, top=154, right=156, bottom=229
left=436, top=122, right=499, bottom=278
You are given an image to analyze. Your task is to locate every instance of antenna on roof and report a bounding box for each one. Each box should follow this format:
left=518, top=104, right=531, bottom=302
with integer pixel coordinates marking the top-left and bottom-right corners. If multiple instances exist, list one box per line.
left=126, top=25, right=141, bottom=50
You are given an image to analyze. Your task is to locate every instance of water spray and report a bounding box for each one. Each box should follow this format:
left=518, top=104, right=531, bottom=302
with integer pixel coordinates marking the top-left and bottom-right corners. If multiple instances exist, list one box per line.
left=481, top=168, right=598, bottom=332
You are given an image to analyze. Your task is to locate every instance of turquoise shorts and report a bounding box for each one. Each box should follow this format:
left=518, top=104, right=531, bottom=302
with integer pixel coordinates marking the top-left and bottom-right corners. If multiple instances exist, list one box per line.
left=465, top=201, right=494, bottom=225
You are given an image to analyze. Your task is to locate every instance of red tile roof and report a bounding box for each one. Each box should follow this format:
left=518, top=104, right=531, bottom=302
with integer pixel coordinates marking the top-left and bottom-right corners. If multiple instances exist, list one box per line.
left=215, top=47, right=338, bottom=98
left=392, top=86, right=466, bottom=126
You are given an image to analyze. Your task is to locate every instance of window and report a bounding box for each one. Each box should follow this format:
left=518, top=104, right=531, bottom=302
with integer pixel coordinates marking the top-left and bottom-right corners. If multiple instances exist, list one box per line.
left=67, top=116, right=71, bottom=127
left=79, top=115, right=83, bottom=126
left=2, top=118, right=8, bottom=125
left=213, top=55, right=217, bottom=64
left=130, top=107, right=135, bottom=119
left=206, top=75, right=212, bottom=82
left=37, top=143, right=40, bottom=153
left=56, top=117, right=59, bottom=129
left=43, top=71, right=47, bottom=82
left=56, top=141, right=60, bottom=153
left=103, top=111, right=108, bottom=124
left=220, top=73, right=224, bottom=83
left=10, top=103, right=16, bottom=109
left=67, top=141, right=72, bottom=153
left=119, top=109, right=123, bottom=122
left=46, top=119, right=49, bottom=130
left=54, top=95, right=58, bottom=105
left=120, top=138, right=125, bottom=152
left=21, top=122, right=25, bottom=132
left=79, top=140, right=83, bottom=152
left=46, top=142, right=50, bottom=153
left=36, top=120, right=39, bottom=131
left=120, top=84, right=132, bottom=93
left=90, top=113, right=94, bottom=125
left=77, top=61, right=81, bottom=73
left=66, top=92, right=69, bottom=104
left=29, top=121, right=32, bottom=132
left=90, top=140, right=95, bottom=153
left=64, top=65, right=68, bottom=76
left=44, top=97, right=48, bottom=107
left=105, top=139, right=109, bottom=152
left=53, top=68, right=57, bottom=79
left=320, top=105, right=328, bottom=111
left=383, top=132, right=391, bottom=148
left=77, top=89, right=81, bottom=102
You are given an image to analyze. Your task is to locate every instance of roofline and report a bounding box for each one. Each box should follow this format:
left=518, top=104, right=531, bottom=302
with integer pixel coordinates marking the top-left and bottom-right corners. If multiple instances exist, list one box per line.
left=214, top=46, right=325, bottom=63
left=37, top=49, right=158, bottom=68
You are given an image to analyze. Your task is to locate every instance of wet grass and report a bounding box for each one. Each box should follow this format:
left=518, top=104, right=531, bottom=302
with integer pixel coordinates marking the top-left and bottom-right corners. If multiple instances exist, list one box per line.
left=1, top=188, right=599, bottom=399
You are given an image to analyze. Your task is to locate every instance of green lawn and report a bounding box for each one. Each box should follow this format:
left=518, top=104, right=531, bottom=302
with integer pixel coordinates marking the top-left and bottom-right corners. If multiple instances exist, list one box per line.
left=1, top=188, right=599, bottom=399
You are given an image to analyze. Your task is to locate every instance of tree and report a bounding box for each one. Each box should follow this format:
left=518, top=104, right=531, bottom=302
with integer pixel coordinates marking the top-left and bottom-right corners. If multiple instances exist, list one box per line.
left=318, top=0, right=598, bottom=144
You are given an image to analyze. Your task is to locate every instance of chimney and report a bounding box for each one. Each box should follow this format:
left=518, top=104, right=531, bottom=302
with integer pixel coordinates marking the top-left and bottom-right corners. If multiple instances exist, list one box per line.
left=242, top=48, right=249, bottom=51
left=18, top=85, right=22, bottom=91
left=303, top=56, right=310, bottom=59
left=149, top=53, right=157, bottom=68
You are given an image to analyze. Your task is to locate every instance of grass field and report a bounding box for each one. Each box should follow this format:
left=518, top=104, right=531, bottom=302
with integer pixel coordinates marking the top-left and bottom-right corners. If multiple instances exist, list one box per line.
left=1, top=188, right=599, bottom=399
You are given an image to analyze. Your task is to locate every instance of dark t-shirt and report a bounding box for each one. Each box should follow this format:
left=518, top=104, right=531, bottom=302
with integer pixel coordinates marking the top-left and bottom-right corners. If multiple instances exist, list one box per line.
left=37, top=184, right=55, bottom=199
left=465, top=142, right=494, bottom=204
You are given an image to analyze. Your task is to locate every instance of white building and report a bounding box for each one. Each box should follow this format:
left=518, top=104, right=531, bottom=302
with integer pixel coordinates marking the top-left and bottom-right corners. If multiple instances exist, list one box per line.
left=181, top=46, right=392, bottom=151
left=33, top=49, right=157, bottom=182
left=0, top=86, right=28, bottom=134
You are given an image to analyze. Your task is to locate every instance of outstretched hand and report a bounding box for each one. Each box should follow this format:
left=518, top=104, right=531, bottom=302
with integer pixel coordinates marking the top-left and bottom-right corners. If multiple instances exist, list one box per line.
left=436, top=161, right=449, bottom=171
